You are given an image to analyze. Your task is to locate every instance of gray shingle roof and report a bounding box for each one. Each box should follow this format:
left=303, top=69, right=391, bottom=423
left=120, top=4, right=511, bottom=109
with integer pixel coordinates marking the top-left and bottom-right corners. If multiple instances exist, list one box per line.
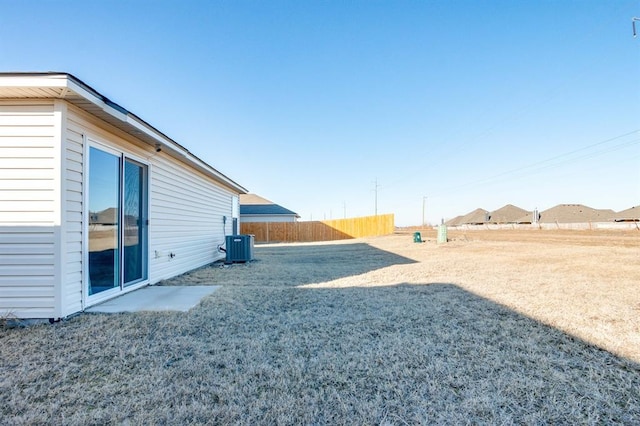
left=535, top=204, right=615, bottom=223
left=240, top=204, right=298, bottom=216
left=488, top=204, right=531, bottom=224
left=457, top=208, right=489, bottom=225
left=239, top=193, right=299, bottom=217
left=612, top=206, right=640, bottom=221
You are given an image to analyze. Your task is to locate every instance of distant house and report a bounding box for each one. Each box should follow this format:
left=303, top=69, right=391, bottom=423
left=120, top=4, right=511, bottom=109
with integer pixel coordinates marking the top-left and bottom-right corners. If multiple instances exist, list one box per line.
left=612, top=206, right=640, bottom=222
left=0, top=73, right=247, bottom=319
left=444, top=215, right=463, bottom=227
left=529, top=204, right=615, bottom=224
left=455, top=208, right=489, bottom=225
left=240, top=194, right=299, bottom=223
left=487, top=204, right=532, bottom=224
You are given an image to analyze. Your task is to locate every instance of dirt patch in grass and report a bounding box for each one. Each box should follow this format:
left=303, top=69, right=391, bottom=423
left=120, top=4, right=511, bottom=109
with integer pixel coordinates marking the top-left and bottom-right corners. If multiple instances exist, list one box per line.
left=1, top=230, right=639, bottom=424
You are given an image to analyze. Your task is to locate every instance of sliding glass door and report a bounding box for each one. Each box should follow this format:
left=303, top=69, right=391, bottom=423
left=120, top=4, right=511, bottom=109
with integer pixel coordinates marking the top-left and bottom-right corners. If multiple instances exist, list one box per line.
left=88, top=145, right=148, bottom=299
left=123, top=158, right=146, bottom=286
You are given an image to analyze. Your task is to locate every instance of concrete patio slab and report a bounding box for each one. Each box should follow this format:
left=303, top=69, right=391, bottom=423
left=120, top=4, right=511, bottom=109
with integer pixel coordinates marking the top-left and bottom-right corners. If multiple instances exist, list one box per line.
left=86, top=285, right=220, bottom=313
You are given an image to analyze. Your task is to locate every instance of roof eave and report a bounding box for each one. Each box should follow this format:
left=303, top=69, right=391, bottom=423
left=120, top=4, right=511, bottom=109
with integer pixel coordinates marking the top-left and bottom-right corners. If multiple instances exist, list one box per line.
left=0, top=72, right=248, bottom=194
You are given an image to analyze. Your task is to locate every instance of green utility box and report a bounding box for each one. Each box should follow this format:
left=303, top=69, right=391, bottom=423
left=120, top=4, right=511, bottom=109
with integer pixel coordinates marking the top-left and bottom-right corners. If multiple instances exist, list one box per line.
left=437, top=225, right=448, bottom=244
left=413, top=232, right=422, bottom=243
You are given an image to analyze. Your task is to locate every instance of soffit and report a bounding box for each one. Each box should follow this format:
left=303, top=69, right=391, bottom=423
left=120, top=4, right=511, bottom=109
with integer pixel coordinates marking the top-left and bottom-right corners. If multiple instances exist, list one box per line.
left=0, top=73, right=247, bottom=194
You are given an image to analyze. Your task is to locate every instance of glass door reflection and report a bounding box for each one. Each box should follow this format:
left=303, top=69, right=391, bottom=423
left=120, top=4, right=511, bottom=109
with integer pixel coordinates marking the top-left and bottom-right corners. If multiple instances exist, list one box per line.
left=88, top=147, right=148, bottom=298
left=88, top=147, right=120, bottom=296
left=123, top=159, right=147, bottom=286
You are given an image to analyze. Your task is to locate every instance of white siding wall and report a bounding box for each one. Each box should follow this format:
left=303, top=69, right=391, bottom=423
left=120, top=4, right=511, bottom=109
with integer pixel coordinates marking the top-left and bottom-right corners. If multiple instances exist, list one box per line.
left=62, top=118, right=84, bottom=316
left=0, top=100, right=238, bottom=319
left=149, top=155, right=233, bottom=281
left=0, top=102, right=59, bottom=319
left=64, top=106, right=235, bottom=310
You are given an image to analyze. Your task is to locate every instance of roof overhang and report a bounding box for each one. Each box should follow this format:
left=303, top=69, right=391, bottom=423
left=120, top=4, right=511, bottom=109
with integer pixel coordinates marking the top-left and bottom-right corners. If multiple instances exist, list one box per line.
left=0, top=72, right=247, bottom=194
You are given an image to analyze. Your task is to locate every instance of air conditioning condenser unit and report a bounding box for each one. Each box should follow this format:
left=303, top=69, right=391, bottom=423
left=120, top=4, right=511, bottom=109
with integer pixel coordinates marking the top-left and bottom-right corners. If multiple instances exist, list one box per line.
left=225, top=235, right=255, bottom=263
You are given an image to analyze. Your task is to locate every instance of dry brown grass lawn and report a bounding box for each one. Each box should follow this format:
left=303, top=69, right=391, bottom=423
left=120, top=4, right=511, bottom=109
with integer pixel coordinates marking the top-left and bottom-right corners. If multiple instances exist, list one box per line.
left=1, top=230, right=639, bottom=424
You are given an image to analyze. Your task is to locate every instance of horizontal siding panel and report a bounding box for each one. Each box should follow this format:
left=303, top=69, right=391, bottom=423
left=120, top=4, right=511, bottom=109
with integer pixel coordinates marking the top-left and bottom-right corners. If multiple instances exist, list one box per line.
left=0, top=254, right=54, bottom=265
left=0, top=275, right=54, bottom=285
left=152, top=188, right=228, bottom=207
left=66, top=179, right=82, bottom=191
left=0, top=212, right=55, bottom=223
left=66, top=191, right=82, bottom=203
left=0, top=190, right=54, bottom=201
left=0, top=244, right=54, bottom=255
left=151, top=187, right=212, bottom=205
left=64, top=110, right=84, bottom=320
left=67, top=134, right=83, bottom=148
left=65, top=267, right=81, bottom=280
left=65, top=200, right=82, bottom=214
left=151, top=198, right=220, bottom=213
left=0, top=158, right=55, bottom=169
left=0, top=286, right=55, bottom=297
left=0, top=200, right=56, bottom=211
left=0, top=169, right=55, bottom=179
left=0, top=103, right=58, bottom=319
left=0, top=146, right=56, bottom=158
left=0, top=264, right=56, bottom=275
left=151, top=230, right=222, bottom=241
left=66, top=160, right=82, bottom=174
left=0, top=179, right=54, bottom=190
left=67, top=211, right=82, bottom=222
left=65, top=271, right=82, bottom=284
left=151, top=171, right=216, bottom=194
left=151, top=175, right=219, bottom=197
left=66, top=149, right=82, bottom=163
left=0, top=298, right=55, bottom=309
left=149, top=155, right=233, bottom=282
left=0, top=115, right=54, bottom=126
left=0, top=228, right=54, bottom=241
left=152, top=172, right=226, bottom=199
left=151, top=211, right=226, bottom=224
left=0, top=136, right=54, bottom=148
left=0, top=308, right=55, bottom=318
left=0, top=126, right=56, bottom=137
left=66, top=222, right=82, bottom=233
left=65, top=252, right=82, bottom=264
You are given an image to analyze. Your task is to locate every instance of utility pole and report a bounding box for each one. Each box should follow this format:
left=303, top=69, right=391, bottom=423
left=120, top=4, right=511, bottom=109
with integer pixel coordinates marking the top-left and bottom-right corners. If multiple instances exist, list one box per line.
left=343, top=201, right=346, bottom=219
left=422, top=196, right=428, bottom=228
left=373, top=178, right=380, bottom=216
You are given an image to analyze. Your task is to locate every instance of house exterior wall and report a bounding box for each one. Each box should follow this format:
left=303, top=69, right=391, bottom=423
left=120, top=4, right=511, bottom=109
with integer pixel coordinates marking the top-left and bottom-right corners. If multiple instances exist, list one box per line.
left=1, top=99, right=239, bottom=319
left=148, top=152, right=234, bottom=282
left=67, top=104, right=236, bottom=305
left=0, top=101, right=60, bottom=319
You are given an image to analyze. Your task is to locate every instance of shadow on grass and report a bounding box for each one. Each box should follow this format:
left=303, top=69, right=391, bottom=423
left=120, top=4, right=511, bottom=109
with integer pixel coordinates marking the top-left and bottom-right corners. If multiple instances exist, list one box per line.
left=3, top=240, right=639, bottom=424
left=1, top=282, right=639, bottom=424
left=170, top=241, right=418, bottom=288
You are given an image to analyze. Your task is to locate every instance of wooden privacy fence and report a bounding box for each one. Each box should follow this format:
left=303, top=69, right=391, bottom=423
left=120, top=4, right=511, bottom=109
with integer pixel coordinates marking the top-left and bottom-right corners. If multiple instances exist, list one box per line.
left=240, top=214, right=395, bottom=243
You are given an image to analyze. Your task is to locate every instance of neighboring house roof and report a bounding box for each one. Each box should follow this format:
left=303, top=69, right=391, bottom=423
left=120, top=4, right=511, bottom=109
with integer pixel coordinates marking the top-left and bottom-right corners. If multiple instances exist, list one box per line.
left=457, top=208, right=489, bottom=225
left=0, top=72, right=247, bottom=194
left=239, top=193, right=299, bottom=218
left=240, top=193, right=274, bottom=205
left=241, top=204, right=299, bottom=216
left=488, top=204, right=532, bottom=224
left=444, top=215, right=463, bottom=227
left=612, top=206, right=640, bottom=222
left=89, top=207, right=118, bottom=225
left=532, top=204, right=615, bottom=223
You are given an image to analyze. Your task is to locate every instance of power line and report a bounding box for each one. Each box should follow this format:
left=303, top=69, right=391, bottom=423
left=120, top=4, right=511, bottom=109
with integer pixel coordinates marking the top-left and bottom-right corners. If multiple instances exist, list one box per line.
left=429, top=129, right=640, bottom=197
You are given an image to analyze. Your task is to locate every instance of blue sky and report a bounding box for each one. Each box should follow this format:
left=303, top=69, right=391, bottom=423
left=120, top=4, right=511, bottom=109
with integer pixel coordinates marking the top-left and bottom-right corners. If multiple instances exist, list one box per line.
left=2, top=1, right=639, bottom=226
